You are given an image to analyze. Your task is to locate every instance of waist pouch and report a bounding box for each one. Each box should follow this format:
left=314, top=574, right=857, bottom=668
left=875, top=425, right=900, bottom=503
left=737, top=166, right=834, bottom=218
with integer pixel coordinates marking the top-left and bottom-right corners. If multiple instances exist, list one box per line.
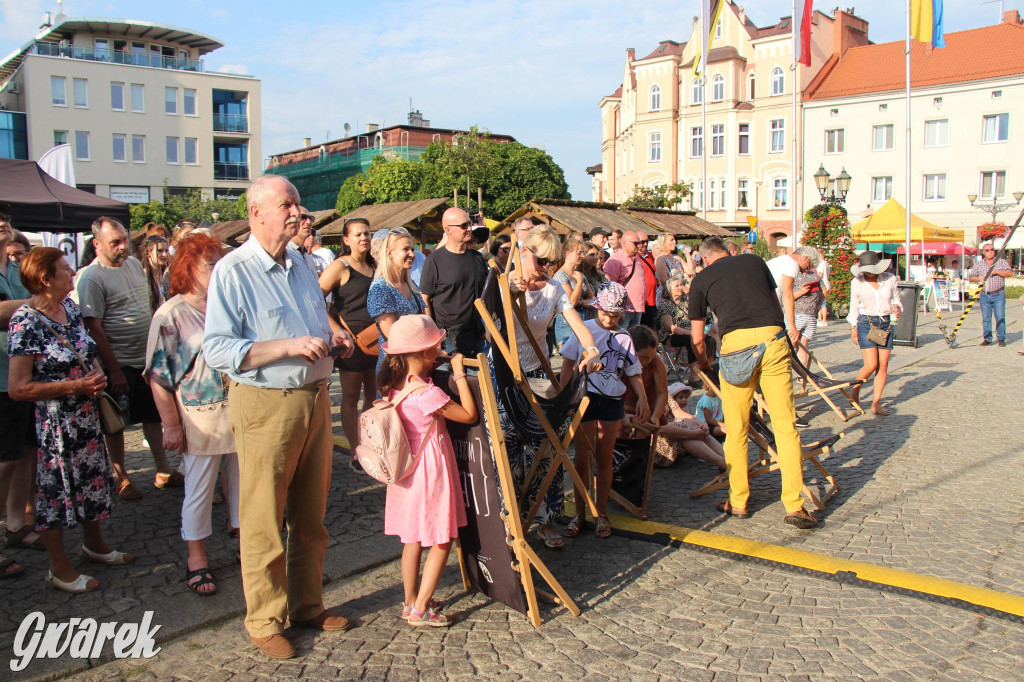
left=719, top=329, right=786, bottom=385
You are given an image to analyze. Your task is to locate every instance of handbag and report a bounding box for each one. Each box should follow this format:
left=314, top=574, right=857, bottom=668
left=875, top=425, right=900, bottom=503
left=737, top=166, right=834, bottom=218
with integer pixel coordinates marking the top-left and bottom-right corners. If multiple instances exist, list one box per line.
left=336, top=313, right=379, bottom=357
left=717, top=329, right=786, bottom=386
left=24, top=307, right=126, bottom=435
left=867, top=321, right=890, bottom=346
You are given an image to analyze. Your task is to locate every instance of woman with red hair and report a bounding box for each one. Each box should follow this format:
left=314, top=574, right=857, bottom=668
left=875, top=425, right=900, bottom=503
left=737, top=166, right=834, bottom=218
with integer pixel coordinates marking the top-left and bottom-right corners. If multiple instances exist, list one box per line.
left=145, top=233, right=238, bottom=595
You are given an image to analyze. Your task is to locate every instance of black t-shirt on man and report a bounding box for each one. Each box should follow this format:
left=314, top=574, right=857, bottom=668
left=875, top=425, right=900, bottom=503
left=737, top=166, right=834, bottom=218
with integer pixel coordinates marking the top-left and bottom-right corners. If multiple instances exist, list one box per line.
left=688, top=253, right=784, bottom=337
left=419, top=246, right=489, bottom=327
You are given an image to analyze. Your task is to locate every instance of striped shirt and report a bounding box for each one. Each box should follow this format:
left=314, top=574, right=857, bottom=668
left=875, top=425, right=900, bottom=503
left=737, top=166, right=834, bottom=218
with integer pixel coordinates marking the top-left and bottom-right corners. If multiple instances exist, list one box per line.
left=968, top=257, right=1012, bottom=294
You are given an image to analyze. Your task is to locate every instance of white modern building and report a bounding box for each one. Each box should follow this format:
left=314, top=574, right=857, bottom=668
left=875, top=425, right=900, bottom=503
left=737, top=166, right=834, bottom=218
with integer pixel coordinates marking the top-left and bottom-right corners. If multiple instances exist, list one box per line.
left=0, top=14, right=260, bottom=204
left=802, top=10, right=1024, bottom=244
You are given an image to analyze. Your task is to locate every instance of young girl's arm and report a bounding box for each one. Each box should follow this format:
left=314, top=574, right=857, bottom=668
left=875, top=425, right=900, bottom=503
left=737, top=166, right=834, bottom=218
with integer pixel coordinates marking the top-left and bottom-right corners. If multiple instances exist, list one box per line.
left=626, top=374, right=650, bottom=422
left=649, top=354, right=668, bottom=424
left=437, top=353, right=478, bottom=424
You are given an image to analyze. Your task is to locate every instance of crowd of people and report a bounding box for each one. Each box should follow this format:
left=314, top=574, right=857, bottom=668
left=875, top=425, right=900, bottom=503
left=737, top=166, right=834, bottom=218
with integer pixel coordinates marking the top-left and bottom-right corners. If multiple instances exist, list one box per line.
left=0, top=174, right=990, bottom=658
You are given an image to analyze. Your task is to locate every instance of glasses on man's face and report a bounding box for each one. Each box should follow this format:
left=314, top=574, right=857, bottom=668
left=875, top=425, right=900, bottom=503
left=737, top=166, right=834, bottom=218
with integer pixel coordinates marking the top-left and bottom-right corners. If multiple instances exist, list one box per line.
left=10, top=250, right=26, bottom=262
left=300, top=214, right=314, bottom=222
left=446, top=221, right=472, bottom=230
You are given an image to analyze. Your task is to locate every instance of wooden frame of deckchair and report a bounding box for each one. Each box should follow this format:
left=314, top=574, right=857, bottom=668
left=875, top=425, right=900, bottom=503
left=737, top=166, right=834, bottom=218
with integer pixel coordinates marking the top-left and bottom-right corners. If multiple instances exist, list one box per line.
left=688, top=369, right=842, bottom=511
left=454, top=355, right=582, bottom=626
left=789, top=339, right=865, bottom=421
left=607, top=434, right=657, bottom=519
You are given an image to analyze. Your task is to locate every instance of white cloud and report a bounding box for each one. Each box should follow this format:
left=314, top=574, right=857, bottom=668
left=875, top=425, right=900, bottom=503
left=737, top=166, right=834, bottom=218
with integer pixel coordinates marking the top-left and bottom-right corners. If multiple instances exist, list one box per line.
left=215, top=63, right=251, bottom=75
left=0, top=0, right=48, bottom=46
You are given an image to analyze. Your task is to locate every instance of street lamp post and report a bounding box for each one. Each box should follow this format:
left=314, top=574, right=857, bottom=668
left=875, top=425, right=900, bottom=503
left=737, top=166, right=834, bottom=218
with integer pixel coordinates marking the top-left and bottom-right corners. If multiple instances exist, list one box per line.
left=814, top=164, right=852, bottom=206
left=967, top=191, right=1023, bottom=223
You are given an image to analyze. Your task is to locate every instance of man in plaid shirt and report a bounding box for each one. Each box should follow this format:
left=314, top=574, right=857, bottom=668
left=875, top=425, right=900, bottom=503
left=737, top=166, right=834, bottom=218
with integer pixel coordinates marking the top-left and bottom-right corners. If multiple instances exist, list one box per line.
left=968, top=244, right=1013, bottom=346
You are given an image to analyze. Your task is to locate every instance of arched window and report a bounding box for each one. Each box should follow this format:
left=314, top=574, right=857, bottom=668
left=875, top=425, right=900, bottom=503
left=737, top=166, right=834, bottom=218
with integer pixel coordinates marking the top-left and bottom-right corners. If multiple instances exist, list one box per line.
left=712, top=75, right=725, bottom=102
left=771, top=67, right=785, bottom=96
left=747, top=73, right=756, bottom=100
left=649, top=84, right=661, bottom=112
left=691, top=78, right=703, bottom=105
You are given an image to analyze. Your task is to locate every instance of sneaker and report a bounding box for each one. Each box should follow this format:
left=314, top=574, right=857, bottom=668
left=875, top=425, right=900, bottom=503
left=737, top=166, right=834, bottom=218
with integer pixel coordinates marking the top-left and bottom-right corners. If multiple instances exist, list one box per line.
left=784, top=508, right=818, bottom=529
left=794, top=416, right=810, bottom=428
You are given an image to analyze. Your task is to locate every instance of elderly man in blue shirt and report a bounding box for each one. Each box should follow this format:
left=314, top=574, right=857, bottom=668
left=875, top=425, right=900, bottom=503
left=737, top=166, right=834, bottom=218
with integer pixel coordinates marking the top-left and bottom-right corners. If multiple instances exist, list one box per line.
left=204, top=175, right=355, bottom=661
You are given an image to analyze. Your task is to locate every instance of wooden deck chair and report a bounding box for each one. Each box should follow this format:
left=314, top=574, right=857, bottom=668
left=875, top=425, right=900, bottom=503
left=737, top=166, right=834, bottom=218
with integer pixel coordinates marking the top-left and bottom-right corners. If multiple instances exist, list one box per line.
left=473, top=245, right=600, bottom=533
left=688, top=369, right=842, bottom=511
left=789, top=339, right=865, bottom=421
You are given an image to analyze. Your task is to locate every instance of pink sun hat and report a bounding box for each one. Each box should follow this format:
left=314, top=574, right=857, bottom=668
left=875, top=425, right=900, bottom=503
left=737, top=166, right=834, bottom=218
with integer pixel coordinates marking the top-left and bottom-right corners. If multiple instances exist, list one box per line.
left=381, top=314, right=447, bottom=354
left=591, top=281, right=635, bottom=314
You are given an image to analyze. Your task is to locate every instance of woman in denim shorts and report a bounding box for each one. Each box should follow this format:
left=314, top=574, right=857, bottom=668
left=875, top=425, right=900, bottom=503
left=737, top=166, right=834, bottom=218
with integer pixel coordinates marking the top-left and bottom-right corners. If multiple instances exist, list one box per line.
left=847, top=252, right=901, bottom=415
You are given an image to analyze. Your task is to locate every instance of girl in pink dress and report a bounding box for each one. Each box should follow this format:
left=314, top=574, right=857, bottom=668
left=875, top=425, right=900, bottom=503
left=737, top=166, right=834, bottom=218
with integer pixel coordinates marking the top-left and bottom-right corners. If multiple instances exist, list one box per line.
left=378, top=315, right=477, bottom=627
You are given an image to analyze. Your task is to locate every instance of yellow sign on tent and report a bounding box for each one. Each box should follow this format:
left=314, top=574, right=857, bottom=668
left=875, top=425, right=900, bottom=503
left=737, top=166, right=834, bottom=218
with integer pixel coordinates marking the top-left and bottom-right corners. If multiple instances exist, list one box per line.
left=850, top=198, right=964, bottom=243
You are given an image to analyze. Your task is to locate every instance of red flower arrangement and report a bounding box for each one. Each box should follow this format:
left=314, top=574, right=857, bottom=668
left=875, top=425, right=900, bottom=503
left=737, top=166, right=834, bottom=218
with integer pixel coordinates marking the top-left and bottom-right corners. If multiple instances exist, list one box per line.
left=801, top=204, right=856, bottom=314
left=979, top=222, right=1007, bottom=242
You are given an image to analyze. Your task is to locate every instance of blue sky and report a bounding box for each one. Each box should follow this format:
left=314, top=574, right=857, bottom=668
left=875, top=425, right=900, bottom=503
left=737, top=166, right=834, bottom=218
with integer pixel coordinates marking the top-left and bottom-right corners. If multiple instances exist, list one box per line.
left=1, top=0, right=1020, bottom=203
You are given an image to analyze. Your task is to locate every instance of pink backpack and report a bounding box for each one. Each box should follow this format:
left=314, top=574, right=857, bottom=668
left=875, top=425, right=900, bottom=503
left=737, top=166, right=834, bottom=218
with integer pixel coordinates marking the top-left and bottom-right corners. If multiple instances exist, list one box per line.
left=354, top=380, right=438, bottom=485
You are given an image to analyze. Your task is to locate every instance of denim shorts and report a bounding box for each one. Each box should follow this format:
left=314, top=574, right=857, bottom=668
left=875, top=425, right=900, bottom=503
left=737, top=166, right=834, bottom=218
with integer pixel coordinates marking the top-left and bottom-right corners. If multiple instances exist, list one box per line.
left=856, top=315, right=894, bottom=350
left=581, top=392, right=625, bottom=423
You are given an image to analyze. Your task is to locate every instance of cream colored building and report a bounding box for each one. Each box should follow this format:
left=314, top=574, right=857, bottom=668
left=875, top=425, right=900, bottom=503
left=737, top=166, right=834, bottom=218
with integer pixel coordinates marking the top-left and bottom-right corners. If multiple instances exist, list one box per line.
left=802, top=10, right=1024, bottom=245
left=599, top=2, right=870, bottom=240
left=0, top=15, right=260, bottom=204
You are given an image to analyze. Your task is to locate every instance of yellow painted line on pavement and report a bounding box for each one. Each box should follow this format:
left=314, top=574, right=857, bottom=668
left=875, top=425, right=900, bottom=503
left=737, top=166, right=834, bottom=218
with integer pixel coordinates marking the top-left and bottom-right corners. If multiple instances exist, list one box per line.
left=608, top=514, right=1024, bottom=618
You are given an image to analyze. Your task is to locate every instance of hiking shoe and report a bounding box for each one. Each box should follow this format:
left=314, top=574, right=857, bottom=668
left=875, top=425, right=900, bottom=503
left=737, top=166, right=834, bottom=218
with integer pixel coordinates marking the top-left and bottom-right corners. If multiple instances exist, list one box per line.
left=784, top=508, right=818, bottom=529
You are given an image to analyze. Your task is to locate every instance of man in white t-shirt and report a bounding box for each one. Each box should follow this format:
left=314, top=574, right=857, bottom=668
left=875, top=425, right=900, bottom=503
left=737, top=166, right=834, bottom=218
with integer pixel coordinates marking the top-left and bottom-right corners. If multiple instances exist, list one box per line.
left=766, top=246, right=816, bottom=345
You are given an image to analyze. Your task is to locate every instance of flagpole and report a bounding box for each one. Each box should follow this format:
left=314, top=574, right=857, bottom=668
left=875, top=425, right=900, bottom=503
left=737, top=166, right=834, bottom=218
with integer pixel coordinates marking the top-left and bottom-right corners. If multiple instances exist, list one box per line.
left=701, top=3, right=708, bottom=221
left=905, top=0, right=912, bottom=280
left=792, top=0, right=799, bottom=245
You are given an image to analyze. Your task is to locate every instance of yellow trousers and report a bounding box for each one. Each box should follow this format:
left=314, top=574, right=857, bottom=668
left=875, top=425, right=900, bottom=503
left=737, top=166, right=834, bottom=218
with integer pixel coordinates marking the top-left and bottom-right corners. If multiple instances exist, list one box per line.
left=719, top=326, right=804, bottom=514
left=229, top=380, right=333, bottom=637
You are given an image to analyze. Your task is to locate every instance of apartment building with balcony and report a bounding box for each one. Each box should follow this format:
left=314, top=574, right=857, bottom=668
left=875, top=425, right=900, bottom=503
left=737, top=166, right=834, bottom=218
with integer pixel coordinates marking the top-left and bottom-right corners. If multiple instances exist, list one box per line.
left=802, top=10, right=1024, bottom=243
left=0, top=14, right=260, bottom=204
left=598, top=1, right=870, bottom=240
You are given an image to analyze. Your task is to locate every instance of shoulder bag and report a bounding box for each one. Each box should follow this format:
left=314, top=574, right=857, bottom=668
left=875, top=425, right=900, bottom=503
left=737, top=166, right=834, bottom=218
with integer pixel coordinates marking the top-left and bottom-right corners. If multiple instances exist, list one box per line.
left=24, top=307, right=125, bottom=436
left=866, top=322, right=890, bottom=346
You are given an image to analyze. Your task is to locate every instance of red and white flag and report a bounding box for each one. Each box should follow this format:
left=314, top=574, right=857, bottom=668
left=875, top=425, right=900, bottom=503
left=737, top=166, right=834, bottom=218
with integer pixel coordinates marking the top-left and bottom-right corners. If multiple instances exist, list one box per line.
left=794, top=0, right=813, bottom=66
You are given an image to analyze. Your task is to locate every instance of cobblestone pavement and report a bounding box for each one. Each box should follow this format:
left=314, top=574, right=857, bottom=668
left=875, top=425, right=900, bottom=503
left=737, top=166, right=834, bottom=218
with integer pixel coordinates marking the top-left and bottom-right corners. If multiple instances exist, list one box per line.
left=3, top=305, right=1022, bottom=680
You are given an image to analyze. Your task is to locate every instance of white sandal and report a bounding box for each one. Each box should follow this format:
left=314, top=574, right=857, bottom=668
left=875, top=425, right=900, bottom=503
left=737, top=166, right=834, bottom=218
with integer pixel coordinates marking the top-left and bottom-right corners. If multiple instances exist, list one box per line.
left=80, top=546, right=135, bottom=565
left=45, top=570, right=99, bottom=593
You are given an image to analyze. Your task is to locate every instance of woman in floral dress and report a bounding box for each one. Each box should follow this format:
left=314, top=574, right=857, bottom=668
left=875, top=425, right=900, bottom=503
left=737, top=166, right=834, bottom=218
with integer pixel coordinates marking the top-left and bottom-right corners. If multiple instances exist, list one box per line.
left=367, top=229, right=426, bottom=376
left=8, top=247, right=134, bottom=594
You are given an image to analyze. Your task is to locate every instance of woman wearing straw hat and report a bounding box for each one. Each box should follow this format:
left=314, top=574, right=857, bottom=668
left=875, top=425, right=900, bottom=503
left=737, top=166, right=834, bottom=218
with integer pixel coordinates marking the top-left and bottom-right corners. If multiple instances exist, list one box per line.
left=847, top=251, right=902, bottom=416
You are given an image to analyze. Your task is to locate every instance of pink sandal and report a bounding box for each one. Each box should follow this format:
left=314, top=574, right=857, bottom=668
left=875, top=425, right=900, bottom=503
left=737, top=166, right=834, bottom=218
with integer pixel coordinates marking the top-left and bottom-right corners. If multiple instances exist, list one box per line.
left=407, top=607, right=451, bottom=627
left=401, top=599, right=442, bottom=620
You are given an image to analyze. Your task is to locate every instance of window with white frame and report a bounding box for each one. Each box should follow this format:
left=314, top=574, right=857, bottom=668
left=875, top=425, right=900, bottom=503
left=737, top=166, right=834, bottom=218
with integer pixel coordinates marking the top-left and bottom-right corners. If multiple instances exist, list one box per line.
left=130, top=84, right=144, bottom=112
left=720, top=179, right=726, bottom=210
left=711, top=124, right=724, bottom=156
left=922, top=173, right=946, bottom=201
left=980, top=171, right=1006, bottom=199
left=709, top=180, right=716, bottom=209
left=924, top=119, right=948, bottom=147
left=692, top=79, right=703, bottom=105
left=53, top=130, right=68, bottom=147
left=737, top=179, right=749, bottom=209
left=185, top=138, right=198, bottom=165
left=131, top=135, right=145, bottom=163
left=690, top=127, right=703, bottom=157
left=72, top=78, right=88, bottom=108
left=166, top=136, right=179, bottom=164
left=772, top=178, right=788, bottom=208
left=697, top=180, right=704, bottom=209
left=982, top=113, right=1009, bottom=143
left=872, top=124, right=894, bottom=151
left=747, top=73, right=755, bottom=100
left=871, top=177, right=893, bottom=202
left=649, top=131, right=662, bottom=163
left=711, top=74, right=724, bottom=102
left=825, top=129, right=845, bottom=154
left=51, top=76, right=66, bottom=106
left=110, top=82, right=124, bottom=110
left=649, top=85, right=661, bottom=112
left=738, top=123, right=750, bottom=155
left=715, top=19, right=722, bottom=40
left=164, top=87, right=177, bottom=114
left=769, top=119, right=785, bottom=153
left=74, top=131, right=89, bottom=160
left=112, top=134, right=126, bottom=162
left=771, top=68, right=784, bottom=96
left=184, top=89, right=197, bottom=116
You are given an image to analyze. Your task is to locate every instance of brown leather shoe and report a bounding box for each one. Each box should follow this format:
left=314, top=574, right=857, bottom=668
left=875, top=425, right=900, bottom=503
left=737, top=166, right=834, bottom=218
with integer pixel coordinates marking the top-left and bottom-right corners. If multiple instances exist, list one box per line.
left=291, top=609, right=351, bottom=632
left=250, top=633, right=296, bottom=659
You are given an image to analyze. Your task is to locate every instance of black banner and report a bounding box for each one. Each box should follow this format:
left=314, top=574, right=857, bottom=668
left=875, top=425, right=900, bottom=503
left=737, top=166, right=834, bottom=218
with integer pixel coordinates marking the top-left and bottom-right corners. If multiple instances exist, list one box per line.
left=435, top=370, right=528, bottom=615
left=611, top=437, right=654, bottom=510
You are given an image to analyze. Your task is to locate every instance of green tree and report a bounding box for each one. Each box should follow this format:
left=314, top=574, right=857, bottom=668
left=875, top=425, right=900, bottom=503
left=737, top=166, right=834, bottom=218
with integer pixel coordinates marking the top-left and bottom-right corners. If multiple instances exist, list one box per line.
left=335, top=173, right=371, bottom=213
left=619, top=182, right=690, bottom=209
left=128, top=188, right=246, bottom=232
left=801, top=204, right=856, bottom=314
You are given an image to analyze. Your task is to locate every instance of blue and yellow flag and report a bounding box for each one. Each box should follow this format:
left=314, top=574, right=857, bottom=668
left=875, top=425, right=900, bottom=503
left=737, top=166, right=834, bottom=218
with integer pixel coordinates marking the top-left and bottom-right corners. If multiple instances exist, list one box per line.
left=910, top=0, right=945, bottom=48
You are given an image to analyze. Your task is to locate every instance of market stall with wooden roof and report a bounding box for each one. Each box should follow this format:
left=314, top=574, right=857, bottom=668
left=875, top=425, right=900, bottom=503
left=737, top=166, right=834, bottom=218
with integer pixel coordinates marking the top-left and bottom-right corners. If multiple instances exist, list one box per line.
left=499, top=199, right=736, bottom=238
left=209, top=208, right=338, bottom=248
left=623, top=207, right=736, bottom=238
left=320, top=197, right=450, bottom=245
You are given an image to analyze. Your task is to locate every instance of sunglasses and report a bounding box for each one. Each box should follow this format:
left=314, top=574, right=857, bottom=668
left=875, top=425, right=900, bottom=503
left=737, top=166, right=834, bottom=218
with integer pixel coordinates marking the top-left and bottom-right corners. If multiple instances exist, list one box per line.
left=498, top=246, right=511, bottom=253
left=528, top=248, right=552, bottom=267
left=446, top=221, right=472, bottom=230
left=300, top=214, right=315, bottom=222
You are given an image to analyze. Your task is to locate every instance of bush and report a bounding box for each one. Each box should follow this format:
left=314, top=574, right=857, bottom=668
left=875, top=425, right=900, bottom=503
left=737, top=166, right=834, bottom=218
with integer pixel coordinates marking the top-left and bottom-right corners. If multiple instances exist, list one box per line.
left=801, top=204, right=856, bottom=315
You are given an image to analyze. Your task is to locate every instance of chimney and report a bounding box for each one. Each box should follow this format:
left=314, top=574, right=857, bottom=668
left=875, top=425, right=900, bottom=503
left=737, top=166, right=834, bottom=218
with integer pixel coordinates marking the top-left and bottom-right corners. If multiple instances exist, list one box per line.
left=626, top=48, right=635, bottom=63
left=832, top=9, right=870, bottom=57
left=366, top=123, right=379, bottom=133
left=302, top=137, right=311, bottom=147
left=738, top=6, right=746, bottom=24
left=1004, top=9, right=1021, bottom=25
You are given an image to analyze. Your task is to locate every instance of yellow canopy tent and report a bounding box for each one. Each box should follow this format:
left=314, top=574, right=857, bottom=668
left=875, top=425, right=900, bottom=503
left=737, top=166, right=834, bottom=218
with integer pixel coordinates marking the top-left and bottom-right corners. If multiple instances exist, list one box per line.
left=850, top=198, right=964, bottom=242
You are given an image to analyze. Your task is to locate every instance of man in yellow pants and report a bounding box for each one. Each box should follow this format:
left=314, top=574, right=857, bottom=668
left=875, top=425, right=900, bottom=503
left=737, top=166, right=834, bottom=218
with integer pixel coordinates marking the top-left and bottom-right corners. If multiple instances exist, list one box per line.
left=688, top=237, right=817, bottom=529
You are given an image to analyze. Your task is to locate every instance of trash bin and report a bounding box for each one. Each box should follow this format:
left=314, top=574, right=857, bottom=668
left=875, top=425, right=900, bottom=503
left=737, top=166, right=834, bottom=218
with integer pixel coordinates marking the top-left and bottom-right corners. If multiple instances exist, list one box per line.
left=894, top=282, right=922, bottom=347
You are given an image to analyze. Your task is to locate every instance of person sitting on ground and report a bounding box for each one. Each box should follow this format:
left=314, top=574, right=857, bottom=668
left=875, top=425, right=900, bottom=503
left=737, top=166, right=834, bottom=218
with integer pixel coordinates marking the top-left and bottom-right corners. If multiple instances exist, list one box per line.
left=695, top=372, right=726, bottom=440
left=145, top=233, right=240, bottom=596
left=9, top=247, right=135, bottom=594
left=618, top=325, right=668, bottom=439
left=654, top=383, right=726, bottom=470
